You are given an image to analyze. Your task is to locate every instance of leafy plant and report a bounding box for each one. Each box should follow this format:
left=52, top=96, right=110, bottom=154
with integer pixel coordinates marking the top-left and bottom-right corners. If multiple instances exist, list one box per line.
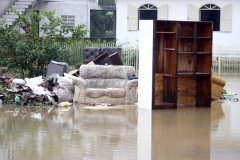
left=69, top=39, right=86, bottom=68
left=0, top=9, right=88, bottom=78
left=90, top=10, right=114, bottom=38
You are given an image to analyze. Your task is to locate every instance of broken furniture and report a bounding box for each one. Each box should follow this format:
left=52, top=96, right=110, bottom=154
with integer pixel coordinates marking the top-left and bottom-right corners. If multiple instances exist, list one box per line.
left=139, top=20, right=213, bottom=109
left=109, top=52, right=123, bottom=65
left=72, top=65, right=138, bottom=105
left=83, top=47, right=122, bottom=65
left=211, top=75, right=226, bottom=100
left=46, top=61, right=68, bottom=78
left=91, top=52, right=109, bottom=64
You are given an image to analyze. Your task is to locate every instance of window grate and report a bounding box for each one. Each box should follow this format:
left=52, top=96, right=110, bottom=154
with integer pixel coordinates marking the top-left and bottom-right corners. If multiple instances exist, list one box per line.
left=139, top=4, right=157, bottom=10
left=200, top=4, right=220, bottom=10
left=61, top=15, right=75, bottom=28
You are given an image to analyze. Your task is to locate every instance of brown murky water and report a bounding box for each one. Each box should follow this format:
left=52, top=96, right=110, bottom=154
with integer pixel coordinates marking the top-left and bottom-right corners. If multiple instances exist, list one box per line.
left=0, top=76, right=240, bottom=160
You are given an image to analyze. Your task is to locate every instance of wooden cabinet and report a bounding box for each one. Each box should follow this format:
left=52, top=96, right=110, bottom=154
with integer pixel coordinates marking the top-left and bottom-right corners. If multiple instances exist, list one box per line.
left=153, top=20, right=213, bottom=109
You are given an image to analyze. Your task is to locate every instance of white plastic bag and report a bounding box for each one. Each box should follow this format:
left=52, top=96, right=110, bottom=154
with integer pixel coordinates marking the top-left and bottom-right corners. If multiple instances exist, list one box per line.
left=57, top=76, right=73, bottom=87
left=56, top=86, right=74, bottom=103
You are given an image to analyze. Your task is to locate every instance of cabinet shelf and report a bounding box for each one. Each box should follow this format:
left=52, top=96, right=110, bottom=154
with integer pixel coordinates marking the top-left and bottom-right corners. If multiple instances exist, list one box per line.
left=196, top=52, right=211, bottom=54
left=178, top=52, right=194, bottom=54
left=163, top=48, right=175, bottom=50
left=162, top=74, right=175, bottom=77
left=177, top=72, right=211, bottom=75
left=197, top=37, right=212, bottom=39
left=178, top=72, right=194, bottom=75
left=195, top=72, right=211, bottom=75
left=179, top=36, right=194, bottom=39
left=156, top=32, right=176, bottom=34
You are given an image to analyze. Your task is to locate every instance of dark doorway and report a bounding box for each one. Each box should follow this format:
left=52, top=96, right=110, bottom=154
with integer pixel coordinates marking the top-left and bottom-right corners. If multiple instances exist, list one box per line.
left=201, top=10, right=220, bottom=31
left=139, top=10, right=157, bottom=20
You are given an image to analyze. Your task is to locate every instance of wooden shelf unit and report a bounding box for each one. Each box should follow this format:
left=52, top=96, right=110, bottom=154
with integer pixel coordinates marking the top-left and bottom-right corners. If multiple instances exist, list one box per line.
left=153, top=20, right=213, bottom=109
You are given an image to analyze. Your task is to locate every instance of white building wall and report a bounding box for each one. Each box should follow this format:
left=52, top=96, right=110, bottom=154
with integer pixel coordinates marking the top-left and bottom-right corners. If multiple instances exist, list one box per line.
left=116, top=0, right=240, bottom=47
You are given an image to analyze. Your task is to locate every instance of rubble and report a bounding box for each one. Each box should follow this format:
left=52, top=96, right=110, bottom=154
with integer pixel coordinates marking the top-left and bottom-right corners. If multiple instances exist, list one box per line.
left=0, top=61, right=75, bottom=108
left=0, top=74, right=76, bottom=108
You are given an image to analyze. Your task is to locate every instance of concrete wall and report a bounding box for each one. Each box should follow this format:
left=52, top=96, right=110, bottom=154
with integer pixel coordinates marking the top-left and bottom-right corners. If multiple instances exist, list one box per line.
left=0, top=0, right=16, bottom=16
left=116, top=0, right=240, bottom=47
left=34, top=0, right=100, bottom=37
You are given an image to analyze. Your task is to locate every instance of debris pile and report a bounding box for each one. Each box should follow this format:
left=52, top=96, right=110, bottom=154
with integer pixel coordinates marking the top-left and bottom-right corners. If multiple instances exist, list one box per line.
left=0, top=74, right=76, bottom=107
left=0, top=61, right=78, bottom=107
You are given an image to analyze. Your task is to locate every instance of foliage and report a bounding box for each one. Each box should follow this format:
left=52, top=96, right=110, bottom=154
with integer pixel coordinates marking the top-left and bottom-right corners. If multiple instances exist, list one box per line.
left=70, top=24, right=88, bottom=41
left=69, top=39, right=86, bottom=68
left=90, top=10, right=114, bottom=38
left=0, top=9, right=88, bottom=78
left=98, top=0, right=115, bottom=6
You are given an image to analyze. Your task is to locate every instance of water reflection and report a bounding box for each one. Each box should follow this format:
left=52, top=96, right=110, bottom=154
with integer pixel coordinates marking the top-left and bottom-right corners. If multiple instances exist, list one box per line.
left=210, top=75, right=240, bottom=160
left=151, top=107, right=211, bottom=160
left=211, top=101, right=224, bottom=129
left=0, top=105, right=138, bottom=160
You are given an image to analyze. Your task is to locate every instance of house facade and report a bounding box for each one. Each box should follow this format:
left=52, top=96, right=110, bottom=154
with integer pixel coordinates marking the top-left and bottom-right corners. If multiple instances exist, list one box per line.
left=116, top=0, right=239, bottom=47
left=1, top=0, right=239, bottom=47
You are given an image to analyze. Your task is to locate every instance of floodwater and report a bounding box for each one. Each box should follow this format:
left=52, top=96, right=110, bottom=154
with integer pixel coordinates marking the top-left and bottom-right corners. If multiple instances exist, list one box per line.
left=0, top=76, right=240, bottom=160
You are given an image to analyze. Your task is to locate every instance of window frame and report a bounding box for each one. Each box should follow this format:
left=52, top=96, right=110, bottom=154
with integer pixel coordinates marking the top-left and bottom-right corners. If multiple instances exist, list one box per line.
left=127, top=4, right=168, bottom=31
left=188, top=4, right=232, bottom=32
left=200, top=4, right=220, bottom=31
left=139, top=4, right=158, bottom=20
